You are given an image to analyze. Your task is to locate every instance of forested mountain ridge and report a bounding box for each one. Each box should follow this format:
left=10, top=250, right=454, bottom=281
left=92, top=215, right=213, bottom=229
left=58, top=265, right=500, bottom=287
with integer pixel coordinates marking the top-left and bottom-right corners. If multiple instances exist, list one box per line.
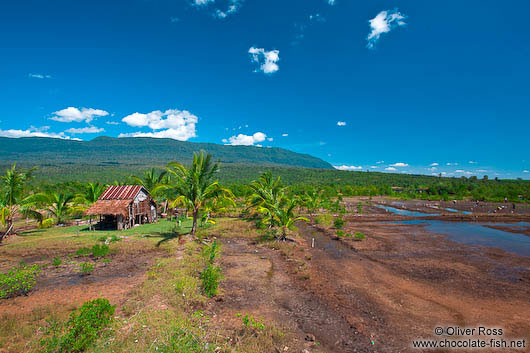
left=0, top=136, right=333, bottom=169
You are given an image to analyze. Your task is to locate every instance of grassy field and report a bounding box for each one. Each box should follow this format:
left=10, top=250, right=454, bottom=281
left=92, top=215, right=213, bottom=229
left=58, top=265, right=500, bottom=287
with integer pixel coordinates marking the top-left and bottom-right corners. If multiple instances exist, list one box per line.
left=0, top=218, right=294, bottom=353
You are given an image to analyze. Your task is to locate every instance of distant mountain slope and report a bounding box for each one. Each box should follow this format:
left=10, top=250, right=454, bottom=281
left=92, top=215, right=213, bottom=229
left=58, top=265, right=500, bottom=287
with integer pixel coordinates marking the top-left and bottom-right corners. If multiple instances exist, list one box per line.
left=0, top=136, right=333, bottom=169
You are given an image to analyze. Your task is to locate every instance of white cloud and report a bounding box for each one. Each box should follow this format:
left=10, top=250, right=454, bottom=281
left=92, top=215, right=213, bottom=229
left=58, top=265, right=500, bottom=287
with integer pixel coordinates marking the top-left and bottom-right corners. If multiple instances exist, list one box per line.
left=390, top=162, right=408, bottom=167
left=376, top=160, right=384, bottom=164
left=337, top=121, right=346, bottom=126
left=249, top=47, right=280, bottom=74
left=309, top=14, right=326, bottom=23
left=468, top=161, right=478, bottom=164
left=121, top=109, right=197, bottom=141
left=0, top=126, right=79, bottom=140
left=523, top=170, right=529, bottom=173
left=367, top=9, right=406, bottom=49
left=369, top=166, right=378, bottom=169
left=446, top=162, right=458, bottom=166
left=28, top=73, right=51, bottom=79
left=267, top=137, right=273, bottom=141
left=327, top=0, right=336, bottom=5
left=428, top=167, right=437, bottom=171
left=455, top=170, right=465, bottom=173
left=385, top=167, right=397, bottom=171
left=477, top=169, right=488, bottom=172
left=281, top=133, right=288, bottom=137
left=106, top=121, right=120, bottom=125
left=193, top=0, right=244, bottom=19
left=335, top=165, right=363, bottom=171
left=50, top=107, right=109, bottom=123
left=224, top=132, right=267, bottom=146
left=429, top=162, right=439, bottom=166
left=65, top=126, right=105, bottom=134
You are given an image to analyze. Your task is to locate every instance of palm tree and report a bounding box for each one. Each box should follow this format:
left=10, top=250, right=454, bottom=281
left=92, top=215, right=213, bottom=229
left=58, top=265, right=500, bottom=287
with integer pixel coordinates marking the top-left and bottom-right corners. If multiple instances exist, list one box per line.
left=0, top=164, right=35, bottom=241
left=25, top=191, right=76, bottom=225
left=75, top=182, right=106, bottom=230
left=166, top=151, right=234, bottom=235
left=131, top=168, right=167, bottom=195
left=303, top=188, right=324, bottom=219
left=273, top=198, right=309, bottom=240
left=247, top=171, right=287, bottom=228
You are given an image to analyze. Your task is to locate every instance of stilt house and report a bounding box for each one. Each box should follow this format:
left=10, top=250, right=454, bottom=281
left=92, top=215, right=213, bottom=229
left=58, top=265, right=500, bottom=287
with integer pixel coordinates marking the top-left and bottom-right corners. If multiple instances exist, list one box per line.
left=86, top=185, right=157, bottom=230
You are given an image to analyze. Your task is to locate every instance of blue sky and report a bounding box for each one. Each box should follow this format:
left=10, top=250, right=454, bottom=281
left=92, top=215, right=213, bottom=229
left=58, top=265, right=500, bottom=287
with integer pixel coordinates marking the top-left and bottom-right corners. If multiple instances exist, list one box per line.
left=1, top=0, right=529, bottom=179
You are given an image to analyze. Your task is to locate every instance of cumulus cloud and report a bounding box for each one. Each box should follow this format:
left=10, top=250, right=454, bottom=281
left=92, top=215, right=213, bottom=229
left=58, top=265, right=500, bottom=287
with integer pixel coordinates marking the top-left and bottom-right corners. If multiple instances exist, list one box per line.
left=0, top=126, right=79, bottom=140
left=28, top=73, right=51, bottom=79
left=223, top=132, right=267, bottom=146
left=281, top=133, right=288, bottom=137
left=121, top=109, right=198, bottom=141
left=193, top=0, right=244, bottom=19
left=524, top=170, right=529, bottom=173
left=65, top=126, right=105, bottom=134
left=50, top=107, right=109, bottom=123
left=337, top=121, right=346, bottom=126
left=335, top=165, right=363, bottom=171
left=249, top=47, right=280, bottom=74
left=385, top=167, right=397, bottom=171
left=366, top=9, right=406, bottom=49
left=429, top=162, right=439, bottom=166
left=390, top=162, right=408, bottom=167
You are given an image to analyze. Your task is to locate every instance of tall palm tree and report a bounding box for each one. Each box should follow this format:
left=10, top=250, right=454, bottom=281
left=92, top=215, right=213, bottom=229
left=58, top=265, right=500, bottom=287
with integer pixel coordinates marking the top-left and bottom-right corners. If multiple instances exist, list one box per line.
left=131, top=168, right=167, bottom=195
left=25, top=191, right=76, bottom=225
left=0, top=164, right=35, bottom=241
left=166, top=151, right=233, bottom=235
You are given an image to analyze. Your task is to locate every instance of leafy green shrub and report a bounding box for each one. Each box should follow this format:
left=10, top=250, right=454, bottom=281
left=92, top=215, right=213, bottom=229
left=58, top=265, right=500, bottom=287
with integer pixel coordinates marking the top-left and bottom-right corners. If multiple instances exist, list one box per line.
left=314, top=214, right=332, bottom=226
left=333, top=217, right=345, bottom=229
left=237, top=313, right=265, bottom=331
left=200, top=264, right=222, bottom=298
left=52, top=257, right=62, bottom=267
left=0, top=264, right=41, bottom=299
left=99, top=235, right=121, bottom=243
left=79, top=263, right=94, bottom=275
left=345, top=233, right=353, bottom=237
left=39, top=218, right=55, bottom=229
left=75, top=247, right=91, bottom=257
left=335, top=230, right=345, bottom=238
left=39, top=298, right=115, bottom=353
left=202, top=240, right=219, bottom=264
left=91, top=244, right=110, bottom=258
left=354, top=232, right=366, bottom=241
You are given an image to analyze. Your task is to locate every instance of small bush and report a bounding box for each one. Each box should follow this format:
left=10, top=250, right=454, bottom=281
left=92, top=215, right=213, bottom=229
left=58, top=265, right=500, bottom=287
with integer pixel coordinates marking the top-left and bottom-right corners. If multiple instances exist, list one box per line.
left=91, top=244, right=110, bottom=258
left=79, top=263, right=94, bottom=275
left=345, top=233, right=353, bottom=237
left=354, top=232, right=366, bottom=241
left=200, top=264, right=222, bottom=298
left=75, top=247, right=91, bottom=257
left=202, top=240, right=219, bottom=264
left=335, top=230, right=345, bottom=238
left=0, top=264, right=41, bottom=299
left=39, top=218, right=55, bottom=229
left=314, top=214, right=333, bottom=226
left=237, top=313, right=265, bottom=331
left=40, top=298, right=115, bottom=353
left=333, top=217, right=345, bottom=229
left=52, top=257, right=62, bottom=267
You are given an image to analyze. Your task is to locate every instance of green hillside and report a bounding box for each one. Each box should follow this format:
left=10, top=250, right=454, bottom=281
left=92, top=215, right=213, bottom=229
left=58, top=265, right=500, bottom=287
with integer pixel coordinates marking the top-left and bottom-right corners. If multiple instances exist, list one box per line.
left=0, top=136, right=333, bottom=170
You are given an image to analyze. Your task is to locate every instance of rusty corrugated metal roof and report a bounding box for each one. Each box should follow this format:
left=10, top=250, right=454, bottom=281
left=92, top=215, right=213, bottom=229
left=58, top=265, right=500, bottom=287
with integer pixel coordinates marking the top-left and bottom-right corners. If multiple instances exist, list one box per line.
left=98, top=185, right=145, bottom=200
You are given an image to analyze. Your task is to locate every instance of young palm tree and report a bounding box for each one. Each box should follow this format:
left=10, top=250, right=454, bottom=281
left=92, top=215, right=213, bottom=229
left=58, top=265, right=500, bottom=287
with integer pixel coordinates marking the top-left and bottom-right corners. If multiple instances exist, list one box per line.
left=25, top=191, right=76, bottom=225
left=166, top=151, right=234, bottom=235
left=75, top=182, right=106, bottom=230
left=247, top=171, right=287, bottom=228
left=273, top=198, right=309, bottom=240
left=303, top=188, right=324, bottom=219
left=0, top=164, right=35, bottom=240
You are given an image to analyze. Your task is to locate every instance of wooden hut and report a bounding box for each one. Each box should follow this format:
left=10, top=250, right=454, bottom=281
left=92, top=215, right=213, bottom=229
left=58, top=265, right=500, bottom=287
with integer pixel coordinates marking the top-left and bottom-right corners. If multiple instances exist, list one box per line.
left=86, top=185, right=157, bottom=230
